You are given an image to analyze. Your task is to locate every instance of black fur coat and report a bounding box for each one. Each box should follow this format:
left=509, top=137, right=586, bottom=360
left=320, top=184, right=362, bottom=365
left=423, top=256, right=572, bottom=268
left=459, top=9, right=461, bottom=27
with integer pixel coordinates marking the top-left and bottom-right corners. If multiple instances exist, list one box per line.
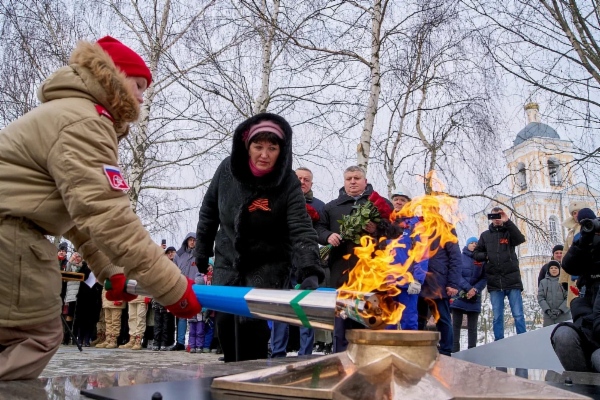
left=195, top=113, right=324, bottom=289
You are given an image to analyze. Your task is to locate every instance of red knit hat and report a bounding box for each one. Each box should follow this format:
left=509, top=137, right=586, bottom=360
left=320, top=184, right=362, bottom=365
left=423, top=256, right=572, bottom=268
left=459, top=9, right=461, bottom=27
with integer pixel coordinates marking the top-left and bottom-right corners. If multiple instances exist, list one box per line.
left=96, top=36, right=152, bottom=85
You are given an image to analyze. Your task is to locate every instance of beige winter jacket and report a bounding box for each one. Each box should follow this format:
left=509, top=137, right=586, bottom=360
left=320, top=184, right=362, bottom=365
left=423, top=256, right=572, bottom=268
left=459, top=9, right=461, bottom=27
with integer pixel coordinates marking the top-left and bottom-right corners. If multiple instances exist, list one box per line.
left=0, top=40, right=186, bottom=324
left=560, top=217, right=580, bottom=306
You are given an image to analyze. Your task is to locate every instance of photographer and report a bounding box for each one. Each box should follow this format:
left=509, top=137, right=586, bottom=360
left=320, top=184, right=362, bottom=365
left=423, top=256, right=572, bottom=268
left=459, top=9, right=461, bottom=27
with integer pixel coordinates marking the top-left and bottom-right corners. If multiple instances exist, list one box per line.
left=473, top=207, right=526, bottom=341
left=551, top=208, right=600, bottom=372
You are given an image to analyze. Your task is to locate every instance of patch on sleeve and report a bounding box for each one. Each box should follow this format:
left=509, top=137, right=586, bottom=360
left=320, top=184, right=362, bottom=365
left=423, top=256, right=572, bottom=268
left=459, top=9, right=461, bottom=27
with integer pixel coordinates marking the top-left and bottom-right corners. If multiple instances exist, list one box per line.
left=103, top=165, right=130, bottom=191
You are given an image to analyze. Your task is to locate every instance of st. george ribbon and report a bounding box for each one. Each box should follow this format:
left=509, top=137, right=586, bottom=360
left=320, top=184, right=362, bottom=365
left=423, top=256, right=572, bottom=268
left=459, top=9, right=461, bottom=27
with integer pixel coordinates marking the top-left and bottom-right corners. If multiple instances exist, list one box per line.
left=122, top=280, right=389, bottom=330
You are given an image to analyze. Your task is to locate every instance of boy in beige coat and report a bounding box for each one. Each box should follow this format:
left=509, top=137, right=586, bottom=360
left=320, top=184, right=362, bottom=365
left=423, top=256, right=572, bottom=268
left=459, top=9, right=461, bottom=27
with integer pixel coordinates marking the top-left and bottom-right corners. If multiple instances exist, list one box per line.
left=0, top=37, right=200, bottom=380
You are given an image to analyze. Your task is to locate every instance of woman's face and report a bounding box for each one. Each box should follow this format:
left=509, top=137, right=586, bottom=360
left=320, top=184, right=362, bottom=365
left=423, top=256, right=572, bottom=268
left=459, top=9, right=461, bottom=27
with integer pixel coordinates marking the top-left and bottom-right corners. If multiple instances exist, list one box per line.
left=125, top=76, right=148, bottom=104
left=549, top=265, right=560, bottom=277
left=248, top=140, right=280, bottom=171
left=468, top=242, right=477, bottom=251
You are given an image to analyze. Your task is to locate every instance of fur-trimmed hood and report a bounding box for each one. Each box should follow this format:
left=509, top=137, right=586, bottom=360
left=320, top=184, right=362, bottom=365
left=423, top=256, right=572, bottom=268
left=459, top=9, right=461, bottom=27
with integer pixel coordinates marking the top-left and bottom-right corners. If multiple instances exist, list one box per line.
left=563, top=216, right=579, bottom=231
left=37, top=40, right=140, bottom=135
left=230, top=113, right=293, bottom=189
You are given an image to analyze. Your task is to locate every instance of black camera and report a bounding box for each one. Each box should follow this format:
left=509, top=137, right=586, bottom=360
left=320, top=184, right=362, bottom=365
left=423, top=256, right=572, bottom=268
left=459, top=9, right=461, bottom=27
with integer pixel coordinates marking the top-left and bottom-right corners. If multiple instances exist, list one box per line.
left=580, top=218, right=600, bottom=234
left=487, top=213, right=501, bottom=220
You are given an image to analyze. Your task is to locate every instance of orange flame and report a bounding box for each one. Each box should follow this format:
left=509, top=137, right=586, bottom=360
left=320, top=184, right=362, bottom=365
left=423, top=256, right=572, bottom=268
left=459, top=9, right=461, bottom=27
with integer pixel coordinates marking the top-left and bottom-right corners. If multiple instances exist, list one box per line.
left=425, top=297, right=440, bottom=323
left=338, top=176, right=460, bottom=328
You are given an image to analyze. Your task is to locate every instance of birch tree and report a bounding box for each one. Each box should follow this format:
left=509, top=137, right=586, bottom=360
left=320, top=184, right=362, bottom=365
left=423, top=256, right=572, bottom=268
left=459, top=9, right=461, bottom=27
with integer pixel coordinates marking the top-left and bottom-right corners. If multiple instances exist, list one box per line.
left=0, top=0, right=88, bottom=125
left=99, top=0, right=231, bottom=235
left=178, top=0, right=357, bottom=182
left=463, top=0, right=600, bottom=189
left=263, top=0, right=413, bottom=173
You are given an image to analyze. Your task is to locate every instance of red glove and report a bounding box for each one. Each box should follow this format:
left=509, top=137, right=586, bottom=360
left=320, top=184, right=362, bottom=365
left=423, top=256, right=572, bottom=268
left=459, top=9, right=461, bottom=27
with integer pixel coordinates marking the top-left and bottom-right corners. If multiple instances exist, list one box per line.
left=165, top=278, right=201, bottom=319
left=144, top=297, right=152, bottom=305
left=570, top=286, right=580, bottom=297
left=105, top=273, right=138, bottom=302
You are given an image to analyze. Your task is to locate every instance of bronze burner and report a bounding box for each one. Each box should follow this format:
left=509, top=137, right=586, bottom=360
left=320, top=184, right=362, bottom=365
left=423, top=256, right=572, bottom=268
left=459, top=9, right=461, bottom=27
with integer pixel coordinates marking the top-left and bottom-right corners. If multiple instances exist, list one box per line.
left=212, top=330, right=588, bottom=399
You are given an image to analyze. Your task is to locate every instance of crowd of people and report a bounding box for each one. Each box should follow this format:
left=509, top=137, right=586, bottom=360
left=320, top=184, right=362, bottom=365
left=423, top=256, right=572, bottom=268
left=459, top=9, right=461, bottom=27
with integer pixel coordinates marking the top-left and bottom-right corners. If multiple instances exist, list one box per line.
left=1, top=34, right=599, bottom=381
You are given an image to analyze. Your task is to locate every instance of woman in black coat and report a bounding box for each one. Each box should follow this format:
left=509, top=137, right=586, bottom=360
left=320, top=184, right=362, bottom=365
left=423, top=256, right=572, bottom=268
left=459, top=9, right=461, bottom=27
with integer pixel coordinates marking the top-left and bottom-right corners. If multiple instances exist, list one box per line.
left=195, top=113, right=324, bottom=362
left=73, top=261, right=102, bottom=347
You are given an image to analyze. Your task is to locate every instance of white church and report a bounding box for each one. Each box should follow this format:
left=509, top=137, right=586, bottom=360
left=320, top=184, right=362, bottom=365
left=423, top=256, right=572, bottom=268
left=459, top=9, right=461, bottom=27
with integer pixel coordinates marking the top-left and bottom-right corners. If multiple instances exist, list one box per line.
left=474, top=102, right=599, bottom=295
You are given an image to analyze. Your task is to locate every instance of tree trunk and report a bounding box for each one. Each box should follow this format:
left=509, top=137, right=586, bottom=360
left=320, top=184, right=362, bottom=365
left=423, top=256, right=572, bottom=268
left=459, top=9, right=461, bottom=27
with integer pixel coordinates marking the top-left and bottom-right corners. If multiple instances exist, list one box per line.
left=252, top=0, right=280, bottom=114
left=357, top=0, right=382, bottom=173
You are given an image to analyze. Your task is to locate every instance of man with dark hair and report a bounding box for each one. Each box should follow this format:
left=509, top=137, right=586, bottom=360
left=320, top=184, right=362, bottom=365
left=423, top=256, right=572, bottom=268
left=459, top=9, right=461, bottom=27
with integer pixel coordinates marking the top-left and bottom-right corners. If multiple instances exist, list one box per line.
left=474, top=206, right=526, bottom=341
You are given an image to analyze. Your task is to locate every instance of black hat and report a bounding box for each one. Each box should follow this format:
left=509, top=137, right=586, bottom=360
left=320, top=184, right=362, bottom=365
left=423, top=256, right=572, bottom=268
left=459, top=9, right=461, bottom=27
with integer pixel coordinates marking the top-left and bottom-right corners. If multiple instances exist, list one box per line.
left=58, top=242, right=68, bottom=251
left=165, top=246, right=176, bottom=254
left=552, top=244, right=563, bottom=254
left=547, top=260, right=561, bottom=269
left=578, top=208, right=597, bottom=222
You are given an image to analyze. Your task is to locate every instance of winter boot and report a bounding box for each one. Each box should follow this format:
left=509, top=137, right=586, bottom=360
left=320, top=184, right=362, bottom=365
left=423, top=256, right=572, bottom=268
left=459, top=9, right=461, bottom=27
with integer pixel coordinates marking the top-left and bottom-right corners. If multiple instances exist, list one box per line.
left=91, top=331, right=105, bottom=347
left=105, top=335, right=118, bottom=349
left=118, top=337, right=135, bottom=349
left=131, top=336, right=142, bottom=351
left=95, top=334, right=110, bottom=349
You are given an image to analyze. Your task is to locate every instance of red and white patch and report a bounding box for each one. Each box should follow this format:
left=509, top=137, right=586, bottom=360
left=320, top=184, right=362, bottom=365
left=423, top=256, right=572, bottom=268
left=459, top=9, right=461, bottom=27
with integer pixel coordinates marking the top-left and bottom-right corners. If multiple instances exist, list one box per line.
left=95, top=104, right=115, bottom=123
left=103, top=165, right=130, bottom=191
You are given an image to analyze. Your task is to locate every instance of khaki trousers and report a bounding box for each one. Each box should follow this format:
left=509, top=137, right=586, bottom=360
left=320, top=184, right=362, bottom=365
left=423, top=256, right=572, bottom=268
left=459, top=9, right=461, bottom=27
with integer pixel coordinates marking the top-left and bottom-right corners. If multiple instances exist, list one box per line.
left=96, top=307, right=106, bottom=333
left=0, top=317, right=62, bottom=380
left=127, top=302, right=147, bottom=336
left=105, top=308, right=122, bottom=337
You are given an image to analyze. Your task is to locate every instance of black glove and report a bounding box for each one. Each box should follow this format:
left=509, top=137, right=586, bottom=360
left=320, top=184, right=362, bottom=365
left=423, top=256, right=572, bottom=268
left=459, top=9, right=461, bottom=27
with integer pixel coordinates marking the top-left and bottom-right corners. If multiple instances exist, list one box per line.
left=299, top=275, right=319, bottom=290
left=580, top=229, right=595, bottom=247
left=195, top=256, right=208, bottom=274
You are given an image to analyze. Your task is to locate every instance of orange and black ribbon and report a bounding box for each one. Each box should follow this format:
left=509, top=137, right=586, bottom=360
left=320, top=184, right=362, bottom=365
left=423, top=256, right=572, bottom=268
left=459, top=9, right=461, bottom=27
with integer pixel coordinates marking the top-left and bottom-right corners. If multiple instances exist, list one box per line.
left=249, top=198, right=271, bottom=212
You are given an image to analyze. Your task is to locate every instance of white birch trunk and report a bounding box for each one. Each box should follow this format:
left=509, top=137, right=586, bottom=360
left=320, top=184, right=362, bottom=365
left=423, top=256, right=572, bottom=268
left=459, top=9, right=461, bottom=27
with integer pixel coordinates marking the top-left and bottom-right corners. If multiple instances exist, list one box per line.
left=253, top=0, right=280, bottom=114
left=357, top=0, right=382, bottom=173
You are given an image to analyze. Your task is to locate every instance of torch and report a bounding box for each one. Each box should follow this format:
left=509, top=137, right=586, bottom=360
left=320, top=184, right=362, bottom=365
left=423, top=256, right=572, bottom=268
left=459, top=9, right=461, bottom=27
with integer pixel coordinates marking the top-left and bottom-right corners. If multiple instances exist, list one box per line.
left=116, top=280, right=390, bottom=330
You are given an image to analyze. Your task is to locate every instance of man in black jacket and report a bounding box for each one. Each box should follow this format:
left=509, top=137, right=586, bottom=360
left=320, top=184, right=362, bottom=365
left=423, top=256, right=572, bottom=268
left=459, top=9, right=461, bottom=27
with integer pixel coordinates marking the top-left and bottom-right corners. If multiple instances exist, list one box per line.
left=316, top=166, right=393, bottom=353
left=473, top=207, right=526, bottom=341
left=551, top=209, right=600, bottom=371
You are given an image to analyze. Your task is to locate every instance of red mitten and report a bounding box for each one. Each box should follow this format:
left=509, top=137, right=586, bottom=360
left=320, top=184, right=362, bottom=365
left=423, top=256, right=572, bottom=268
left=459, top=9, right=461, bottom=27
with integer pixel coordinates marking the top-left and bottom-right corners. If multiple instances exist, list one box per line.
left=368, top=191, right=392, bottom=220
left=144, top=297, right=152, bottom=305
left=570, top=286, right=580, bottom=297
left=105, top=273, right=138, bottom=302
left=165, top=278, right=202, bottom=319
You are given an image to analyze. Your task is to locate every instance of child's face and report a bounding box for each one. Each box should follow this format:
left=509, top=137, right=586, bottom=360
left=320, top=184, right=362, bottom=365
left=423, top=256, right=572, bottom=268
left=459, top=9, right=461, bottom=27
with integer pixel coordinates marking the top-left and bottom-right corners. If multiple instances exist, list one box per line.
left=549, top=266, right=560, bottom=277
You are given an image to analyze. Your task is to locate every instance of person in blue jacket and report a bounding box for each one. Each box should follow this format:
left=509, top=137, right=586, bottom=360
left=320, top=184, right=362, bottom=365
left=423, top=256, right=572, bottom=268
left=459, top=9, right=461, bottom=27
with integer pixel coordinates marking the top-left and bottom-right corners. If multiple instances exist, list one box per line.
left=416, top=199, right=461, bottom=356
left=450, top=237, right=487, bottom=352
left=389, top=215, right=429, bottom=330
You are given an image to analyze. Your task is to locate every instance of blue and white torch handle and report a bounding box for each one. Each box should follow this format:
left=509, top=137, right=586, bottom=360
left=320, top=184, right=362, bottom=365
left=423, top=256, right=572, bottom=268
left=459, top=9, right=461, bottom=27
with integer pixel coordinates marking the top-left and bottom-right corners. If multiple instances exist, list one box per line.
left=122, top=280, right=387, bottom=330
